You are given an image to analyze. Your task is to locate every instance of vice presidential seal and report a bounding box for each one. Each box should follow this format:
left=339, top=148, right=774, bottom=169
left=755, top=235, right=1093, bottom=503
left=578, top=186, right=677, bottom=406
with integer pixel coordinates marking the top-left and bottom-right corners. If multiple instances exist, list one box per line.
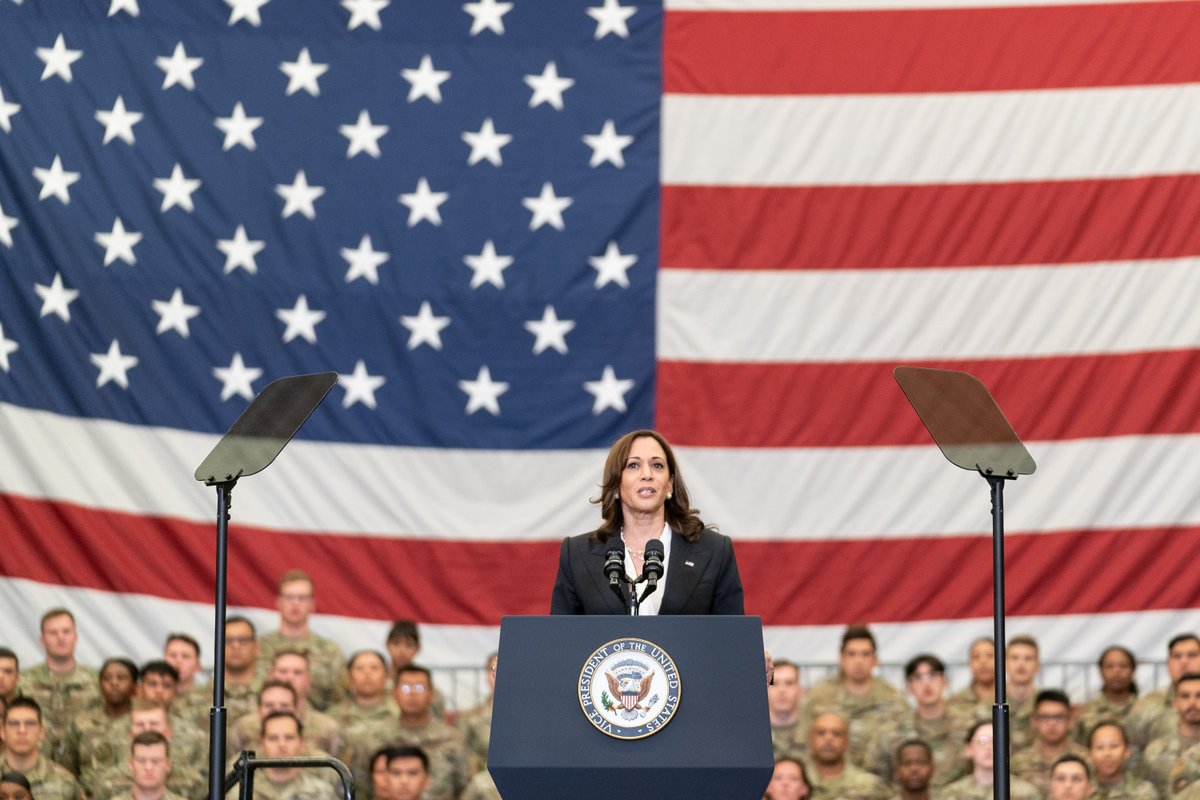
left=578, top=637, right=681, bottom=740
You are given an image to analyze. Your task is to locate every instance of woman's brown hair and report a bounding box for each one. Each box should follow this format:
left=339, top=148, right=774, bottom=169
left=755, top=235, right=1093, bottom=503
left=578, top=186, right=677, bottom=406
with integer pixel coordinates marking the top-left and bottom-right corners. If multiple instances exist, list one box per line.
left=590, top=429, right=706, bottom=543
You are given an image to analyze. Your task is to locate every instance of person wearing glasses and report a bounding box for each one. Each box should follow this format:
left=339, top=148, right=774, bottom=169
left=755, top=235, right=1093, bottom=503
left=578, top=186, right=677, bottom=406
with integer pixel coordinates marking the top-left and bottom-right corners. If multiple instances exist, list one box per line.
left=1012, top=690, right=1089, bottom=797
left=220, top=616, right=265, bottom=724
left=388, top=667, right=467, bottom=800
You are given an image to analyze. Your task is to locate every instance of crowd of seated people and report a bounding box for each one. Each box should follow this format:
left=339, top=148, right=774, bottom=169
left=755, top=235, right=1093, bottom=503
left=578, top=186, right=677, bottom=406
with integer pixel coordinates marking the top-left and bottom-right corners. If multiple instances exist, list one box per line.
left=5, top=569, right=1200, bottom=800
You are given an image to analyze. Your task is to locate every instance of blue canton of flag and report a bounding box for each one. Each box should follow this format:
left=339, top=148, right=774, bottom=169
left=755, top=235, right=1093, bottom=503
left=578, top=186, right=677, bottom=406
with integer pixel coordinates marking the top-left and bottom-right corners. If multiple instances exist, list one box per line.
left=0, top=0, right=659, bottom=450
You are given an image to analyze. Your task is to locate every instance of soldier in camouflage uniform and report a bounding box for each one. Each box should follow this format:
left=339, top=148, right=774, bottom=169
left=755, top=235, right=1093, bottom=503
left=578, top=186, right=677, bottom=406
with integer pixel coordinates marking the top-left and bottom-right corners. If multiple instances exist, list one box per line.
left=1074, top=646, right=1139, bottom=745
left=387, top=744, right=433, bottom=800
left=387, top=666, right=468, bottom=800
left=769, top=660, right=810, bottom=763
left=258, top=570, right=347, bottom=712
left=268, top=651, right=344, bottom=758
left=893, top=741, right=934, bottom=800
left=163, top=633, right=209, bottom=725
left=0, top=697, right=82, bottom=800
left=90, top=702, right=206, bottom=800
left=229, top=679, right=301, bottom=754
left=18, top=608, right=99, bottom=768
left=1168, top=739, right=1200, bottom=800
left=462, top=769, right=501, bottom=800
left=67, top=657, right=138, bottom=792
left=219, top=616, right=267, bottom=726
left=1143, top=674, right=1200, bottom=796
left=327, top=651, right=397, bottom=732
left=0, top=772, right=34, bottom=800
left=862, top=654, right=973, bottom=789
left=939, top=721, right=1041, bottom=800
left=807, top=712, right=891, bottom=800
left=766, top=757, right=811, bottom=800
left=1011, top=689, right=1090, bottom=797
left=251, top=711, right=339, bottom=800
left=138, top=659, right=208, bottom=773
left=1088, top=721, right=1159, bottom=800
left=457, top=652, right=497, bottom=776
left=106, top=730, right=189, bottom=800
left=1004, top=635, right=1042, bottom=753
left=1048, top=754, right=1093, bottom=800
left=386, top=622, right=447, bottom=720
left=805, top=626, right=907, bottom=768
left=946, top=638, right=996, bottom=722
left=1129, top=635, right=1200, bottom=761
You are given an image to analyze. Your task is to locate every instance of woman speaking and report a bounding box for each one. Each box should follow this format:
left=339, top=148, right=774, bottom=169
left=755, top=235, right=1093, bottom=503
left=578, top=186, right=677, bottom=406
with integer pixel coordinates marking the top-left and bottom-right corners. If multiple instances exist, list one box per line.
left=550, top=429, right=744, bottom=615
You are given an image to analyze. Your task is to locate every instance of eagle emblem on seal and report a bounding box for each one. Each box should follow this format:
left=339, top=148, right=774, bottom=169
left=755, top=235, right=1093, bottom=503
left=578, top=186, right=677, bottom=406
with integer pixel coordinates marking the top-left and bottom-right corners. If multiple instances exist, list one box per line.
left=604, top=668, right=655, bottom=721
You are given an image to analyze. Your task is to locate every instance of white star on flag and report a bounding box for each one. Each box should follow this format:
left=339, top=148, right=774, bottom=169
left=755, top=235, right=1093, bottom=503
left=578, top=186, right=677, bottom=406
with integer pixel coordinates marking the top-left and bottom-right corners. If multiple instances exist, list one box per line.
left=583, top=120, right=634, bottom=168
left=217, top=225, right=266, bottom=274
left=95, top=96, right=143, bottom=145
left=402, top=54, right=451, bottom=103
left=398, top=178, right=448, bottom=227
left=154, top=163, right=202, bottom=213
left=463, top=240, right=513, bottom=289
left=462, top=118, right=512, bottom=167
left=584, top=365, right=635, bottom=414
left=463, top=0, right=513, bottom=35
left=213, top=352, right=262, bottom=401
left=524, top=305, right=576, bottom=355
left=400, top=301, right=451, bottom=350
left=339, top=110, right=388, bottom=158
left=342, top=0, right=389, bottom=31
left=276, top=171, right=325, bottom=220
left=340, top=360, right=386, bottom=409
left=276, top=295, right=326, bottom=344
left=459, top=365, right=509, bottom=416
left=108, top=0, right=140, bottom=16
left=280, top=48, right=328, bottom=97
left=215, top=102, right=263, bottom=151
left=36, top=34, right=83, bottom=83
left=226, top=0, right=269, bottom=26
left=155, top=42, right=203, bottom=91
left=587, top=0, right=637, bottom=39
left=151, top=288, right=201, bottom=337
left=524, top=61, right=574, bottom=110
left=0, top=202, right=18, bottom=248
left=90, top=340, right=139, bottom=390
left=33, top=156, right=80, bottom=204
left=340, top=235, right=389, bottom=284
left=522, top=182, right=572, bottom=231
left=0, top=85, right=20, bottom=133
left=0, top=323, right=17, bottom=373
left=94, top=217, right=143, bottom=267
left=34, top=273, right=79, bottom=322
left=589, top=241, right=637, bottom=288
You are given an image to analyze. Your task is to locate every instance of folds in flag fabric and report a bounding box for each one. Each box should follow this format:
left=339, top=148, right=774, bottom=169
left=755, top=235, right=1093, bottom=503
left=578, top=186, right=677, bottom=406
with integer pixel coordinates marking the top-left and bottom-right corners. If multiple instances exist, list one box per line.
left=0, top=0, right=1198, bottom=674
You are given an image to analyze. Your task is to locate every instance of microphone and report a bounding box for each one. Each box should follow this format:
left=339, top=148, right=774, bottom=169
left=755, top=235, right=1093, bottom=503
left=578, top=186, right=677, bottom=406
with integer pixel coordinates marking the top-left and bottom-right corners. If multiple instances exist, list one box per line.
left=604, top=540, right=626, bottom=587
left=642, top=539, right=665, bottom=589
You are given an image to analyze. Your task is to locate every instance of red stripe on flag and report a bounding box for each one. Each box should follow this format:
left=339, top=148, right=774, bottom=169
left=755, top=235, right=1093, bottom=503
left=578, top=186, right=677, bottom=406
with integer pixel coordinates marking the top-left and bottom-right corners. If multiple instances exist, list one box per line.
left=3, top=496, right=1199, bottom=626
left=661, top=176, right=1200, bottom=271
left=657, top=350, right=1200, bottom=448
left=664, top=3, right=1200, bottom=95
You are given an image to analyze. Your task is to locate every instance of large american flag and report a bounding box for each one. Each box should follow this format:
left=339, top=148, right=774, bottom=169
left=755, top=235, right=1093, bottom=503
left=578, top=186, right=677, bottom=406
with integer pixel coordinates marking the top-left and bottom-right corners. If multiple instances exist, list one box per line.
left=1, top=0, right=1198, bottom=678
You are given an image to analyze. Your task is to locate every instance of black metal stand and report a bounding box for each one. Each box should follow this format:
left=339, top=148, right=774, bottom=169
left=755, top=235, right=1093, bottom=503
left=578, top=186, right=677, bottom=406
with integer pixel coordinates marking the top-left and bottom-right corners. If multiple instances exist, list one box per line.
left=207, top=479, right=236, bottom=800
left=988, top=474, right=1011, bottom=800
left=226, top=752, right=355, bottom=800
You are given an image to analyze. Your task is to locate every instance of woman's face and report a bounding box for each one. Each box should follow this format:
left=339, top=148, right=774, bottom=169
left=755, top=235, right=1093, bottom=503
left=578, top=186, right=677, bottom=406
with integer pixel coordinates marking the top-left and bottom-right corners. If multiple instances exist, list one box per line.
left=767, top=760, right=810, bottom=800
left=1100, top=649, right=1134, bottom=694
left=618, top=436, right=673, bottom=521
left=1089, top=725, right=1129, bottom=781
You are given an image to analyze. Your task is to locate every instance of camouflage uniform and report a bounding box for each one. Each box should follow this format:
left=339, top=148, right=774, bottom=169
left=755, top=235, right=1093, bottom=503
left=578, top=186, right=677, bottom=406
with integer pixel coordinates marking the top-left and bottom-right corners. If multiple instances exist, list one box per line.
left=388, top=718, right=469, bottom=800
left=65, top=704, right=131, bottom=793
left=258, top=630, right=347, bottom=712
left=168, top=709, right=210, bottom=772
left=457, top=698, right=493, bottom=775
left=771, top=718, right=811, bottom=763
left=1168, top=741, right=1200, bottom=800
left=325, top=697, right=397, bottom=730
left=108, top=792, right=188, bottom=800
left=7, top=755, right=83, bottom=800
left=239, top=770, right=337, bottom=799
left=938, top=773, right=1040, bottom=800
left=806, top=676, right=908, bottom=767
left=1093, top=771, right=1161, bottom=800
left=862, top=706, right=974, bottom=788
left=1010, top=739, right=1090, bottom=797
left=1074, top=694, right=1137, bottom=744
left=1129, top=689, right=1174, bottom=752
left=19, top=662, right=100, bottom=766
left=463, top=768, right=502, bottom=800
left=341, top=713, right=399, bottom=798
left=219, top=677, right=265, bottom=727
left=1142, top=730, right=1200, bottom=796
left=1006, top=692, right=1037, bottom=752
left=946, top=685, right=993, bottom=724
left=89, top=760, right=206, bottom=800
left=809, top=763, right=892, bottom=800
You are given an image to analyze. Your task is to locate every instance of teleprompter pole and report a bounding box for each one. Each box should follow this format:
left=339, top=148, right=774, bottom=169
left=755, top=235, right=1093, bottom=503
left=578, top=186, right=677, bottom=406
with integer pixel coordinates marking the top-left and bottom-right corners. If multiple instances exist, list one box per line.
left=989, top=475, right=1010, bottom=800
left=208, top=481, right=235, bottom=800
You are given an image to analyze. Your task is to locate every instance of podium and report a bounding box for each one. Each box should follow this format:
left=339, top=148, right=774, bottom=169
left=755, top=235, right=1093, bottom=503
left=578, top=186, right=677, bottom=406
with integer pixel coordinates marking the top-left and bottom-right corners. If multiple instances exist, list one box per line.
left=489, top=615, right=774, bottom=800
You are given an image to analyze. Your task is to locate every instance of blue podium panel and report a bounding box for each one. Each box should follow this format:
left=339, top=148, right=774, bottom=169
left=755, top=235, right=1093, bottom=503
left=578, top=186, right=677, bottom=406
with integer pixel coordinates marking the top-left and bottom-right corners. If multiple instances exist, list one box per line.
left=489, top=615, right=773, bottom=800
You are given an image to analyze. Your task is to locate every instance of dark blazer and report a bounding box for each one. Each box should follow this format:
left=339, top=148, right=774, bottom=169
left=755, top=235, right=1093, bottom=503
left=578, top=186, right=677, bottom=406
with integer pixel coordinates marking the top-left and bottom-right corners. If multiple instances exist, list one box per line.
left=549, top=528, right=745, bottom=615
